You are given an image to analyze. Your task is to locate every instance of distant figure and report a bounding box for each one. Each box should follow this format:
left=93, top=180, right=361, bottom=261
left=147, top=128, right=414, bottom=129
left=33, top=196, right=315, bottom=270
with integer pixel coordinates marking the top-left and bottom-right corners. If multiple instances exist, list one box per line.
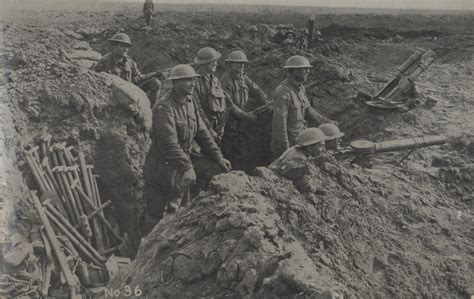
left=273, top=25, right=286, bottom=44
left=296, top=28, right=309, bottom=49
left=307, top=13, right=316, bottom=46
left=248, top=25, right=259, bottom=42
left=285, top=29, right=296, bottom=43
left=282, top=38, right=296, bottom=52
left=143, top=0, right=155, bottom=27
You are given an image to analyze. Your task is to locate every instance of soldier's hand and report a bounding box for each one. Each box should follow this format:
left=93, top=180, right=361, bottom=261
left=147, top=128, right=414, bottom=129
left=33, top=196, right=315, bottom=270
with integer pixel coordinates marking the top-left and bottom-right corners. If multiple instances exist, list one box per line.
left=218, top=159, right=232, bottom=172
left=181, top=168, right=196, bottom=187
left=245, top=112, right=258, bottom=122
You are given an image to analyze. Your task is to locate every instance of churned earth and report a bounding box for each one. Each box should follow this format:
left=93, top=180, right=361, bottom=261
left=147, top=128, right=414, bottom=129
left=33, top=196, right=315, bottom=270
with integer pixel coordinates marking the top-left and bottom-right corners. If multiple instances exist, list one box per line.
left=1, top=2, right=473, bottom=298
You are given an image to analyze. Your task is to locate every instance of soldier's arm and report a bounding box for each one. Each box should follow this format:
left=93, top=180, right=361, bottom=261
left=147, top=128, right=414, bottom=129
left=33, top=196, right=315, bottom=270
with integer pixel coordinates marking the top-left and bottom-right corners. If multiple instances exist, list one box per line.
left=271, top=92, right=290, bottom=155
left=220, top=75, right=247, bottom=119
left=306, top=106, right=333, bottom=126
left=155, top=104, right=193, bottom=171
left=194, top=101, right=224, bottom=163
left=193, top=87, right=219, bottom=139
left=130, top=60, right=144, bottom=83
left=247, top=77, right=269, bottom=106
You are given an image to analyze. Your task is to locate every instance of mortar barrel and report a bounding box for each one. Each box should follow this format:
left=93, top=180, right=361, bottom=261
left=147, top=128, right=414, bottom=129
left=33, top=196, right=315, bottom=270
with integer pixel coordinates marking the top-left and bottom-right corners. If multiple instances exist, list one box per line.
left=374, top=135, right=446, bottom=153
left=398, top=49, right=423, bottom=74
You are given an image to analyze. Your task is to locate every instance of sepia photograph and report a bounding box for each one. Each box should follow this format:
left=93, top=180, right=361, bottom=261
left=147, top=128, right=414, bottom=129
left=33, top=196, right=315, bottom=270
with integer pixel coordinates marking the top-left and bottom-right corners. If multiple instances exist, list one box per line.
left=0, top=0, right=473, bottom=297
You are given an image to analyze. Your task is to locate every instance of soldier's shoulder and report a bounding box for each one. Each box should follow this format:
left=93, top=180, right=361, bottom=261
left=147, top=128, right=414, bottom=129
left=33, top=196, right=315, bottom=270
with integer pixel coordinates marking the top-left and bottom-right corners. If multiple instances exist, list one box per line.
left=273, top=81, right=291, bottom=99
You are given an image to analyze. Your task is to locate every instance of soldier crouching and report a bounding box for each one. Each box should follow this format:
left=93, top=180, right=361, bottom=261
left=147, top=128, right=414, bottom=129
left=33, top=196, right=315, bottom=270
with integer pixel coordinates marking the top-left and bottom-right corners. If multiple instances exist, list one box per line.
left=141, top=64, right=231, bottom=236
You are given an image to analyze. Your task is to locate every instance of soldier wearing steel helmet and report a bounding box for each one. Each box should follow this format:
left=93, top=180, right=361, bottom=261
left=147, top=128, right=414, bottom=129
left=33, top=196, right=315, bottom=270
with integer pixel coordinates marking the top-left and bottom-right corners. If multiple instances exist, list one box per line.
left=220, top=50, right=269, bottom=171
left=248, top=25, right=259, bottom=41
left=296, top=28, right=309, bottom=49
left=95, top=32, right=162, bottom=107
left=269, top=127, right=327, bottom=172
left=193, top=47, right=229, bottom=145
left=319, top=123, right=345, bottom=152
left=141, top=64, right=231, bottom=235
left=271, top=55, right=334, bottom=158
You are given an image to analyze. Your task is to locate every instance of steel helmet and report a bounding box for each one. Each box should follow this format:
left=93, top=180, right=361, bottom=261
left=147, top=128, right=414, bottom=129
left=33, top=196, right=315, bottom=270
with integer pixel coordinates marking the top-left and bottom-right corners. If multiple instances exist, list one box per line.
left=249, top=25, right=258, bottom=32
left=295, top=128, right=326, bottom=147
left=108, top=33, right=132, bottom=46
left=315, top=31, right=322, bottom=36
left=283, top=39, right=295, bottom=45
left=285, top=30, right=296, bottom=36
left=301, top=28, right=309, bottom=34
left=169, top=64, right=200, bottom=80
left=319, top=123, right=345, bottom=140
left=194, top=47, right=222, bottom=65
left=225, top=50, right=249, bottom=63
left=283, top=55, right=312, bottom=69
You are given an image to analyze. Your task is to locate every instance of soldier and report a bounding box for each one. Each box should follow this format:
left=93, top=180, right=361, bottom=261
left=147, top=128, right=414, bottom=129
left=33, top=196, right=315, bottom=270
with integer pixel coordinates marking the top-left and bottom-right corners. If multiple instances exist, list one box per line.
left=273, top=25, right=286, bottom=44
left=271, top=55, right=334, bottom=158
left=282, top=38, right=296, bottom=52
left=220, top=50, right=269, bottom=171
left=193, top=47, right=228, bottom=145
left=269, top=128, right=326, bottom=172
left=285, top=29, right=297, bottom=43
left=319, top=123, right=345, bottom=151
left=95, top=33, right=162, bottom=107
left=143, top=0, right=155, bottom=27
left=142, top=64, right=231, bottom=235
left=248, top=25, right=259, bottom=41
left=296, top=28, right=309, bottom=49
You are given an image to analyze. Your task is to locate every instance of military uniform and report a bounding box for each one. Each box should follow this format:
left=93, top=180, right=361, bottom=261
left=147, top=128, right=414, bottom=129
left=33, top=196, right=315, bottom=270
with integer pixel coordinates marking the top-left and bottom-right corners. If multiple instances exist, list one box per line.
left=142, top=90, right=224, bottom=233
left=220, top=71, right=268, bottom=170
left=271, top=77, right=331, bottom=157
left=95, top=53, right=161, bottom=106
left=193, top=72, right=228, bottom=144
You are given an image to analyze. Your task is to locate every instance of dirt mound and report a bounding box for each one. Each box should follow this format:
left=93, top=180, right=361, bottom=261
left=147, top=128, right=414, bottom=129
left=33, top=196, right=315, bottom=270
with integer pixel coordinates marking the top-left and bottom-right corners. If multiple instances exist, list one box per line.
left=110, top=156, right=473, bottom=298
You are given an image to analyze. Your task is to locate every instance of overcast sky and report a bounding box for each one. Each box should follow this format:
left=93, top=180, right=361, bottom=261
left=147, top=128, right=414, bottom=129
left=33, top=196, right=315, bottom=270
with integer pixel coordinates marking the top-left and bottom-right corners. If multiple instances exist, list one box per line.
left=126, top=0, right=474, bottom=11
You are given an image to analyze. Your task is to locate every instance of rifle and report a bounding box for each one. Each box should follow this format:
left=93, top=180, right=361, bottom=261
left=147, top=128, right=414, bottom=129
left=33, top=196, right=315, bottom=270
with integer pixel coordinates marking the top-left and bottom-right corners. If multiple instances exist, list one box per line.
left=249, top=103, right=272, bottom=116
left=366, top=49, right=436, bottom=109
left=134, top=67, right=173, bottom=86
left=335, top=135, right=446, bottom=163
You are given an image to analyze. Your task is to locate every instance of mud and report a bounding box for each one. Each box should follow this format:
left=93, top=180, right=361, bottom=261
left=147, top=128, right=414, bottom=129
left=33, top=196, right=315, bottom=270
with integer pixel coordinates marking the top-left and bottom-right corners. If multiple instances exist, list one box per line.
left=1, top=3, right=473, bottom=298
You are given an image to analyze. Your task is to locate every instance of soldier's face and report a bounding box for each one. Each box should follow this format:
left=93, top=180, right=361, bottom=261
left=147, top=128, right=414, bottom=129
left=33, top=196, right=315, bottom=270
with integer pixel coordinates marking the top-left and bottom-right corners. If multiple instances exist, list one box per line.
left=173, top=78, right=196, bottom=96
left=112, top=42, right=129, bottom=57
left=228, top=62, right=245, bottom=74
left=325, top=138, right=339, bottom=151
left=292, top=68, right=310, bottom=83
left=307, top=141, right=325, bottom=157
left=202, top=60, right=218, bottom=74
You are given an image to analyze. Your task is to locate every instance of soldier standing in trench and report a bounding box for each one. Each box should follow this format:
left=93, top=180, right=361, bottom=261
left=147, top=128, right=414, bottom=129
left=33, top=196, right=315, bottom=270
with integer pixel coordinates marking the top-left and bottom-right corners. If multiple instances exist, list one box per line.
left=220, top=50, right=270, bottom=171
left=94, top=33, right=162, bottom=107
left=193, top=47, right=229, bottom=146
left=271, top=55, right=334, bottom=159
left=142, top=64, right=231, bottom=235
